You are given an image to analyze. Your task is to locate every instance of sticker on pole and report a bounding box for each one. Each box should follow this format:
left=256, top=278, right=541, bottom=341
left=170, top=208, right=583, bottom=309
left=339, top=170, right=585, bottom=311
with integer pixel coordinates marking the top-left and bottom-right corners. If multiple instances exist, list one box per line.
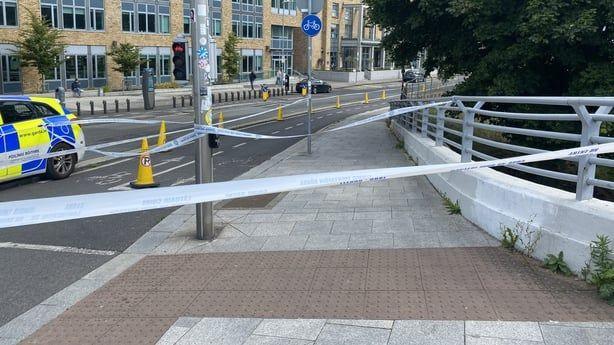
left=301, top=14, right=322, bottom=37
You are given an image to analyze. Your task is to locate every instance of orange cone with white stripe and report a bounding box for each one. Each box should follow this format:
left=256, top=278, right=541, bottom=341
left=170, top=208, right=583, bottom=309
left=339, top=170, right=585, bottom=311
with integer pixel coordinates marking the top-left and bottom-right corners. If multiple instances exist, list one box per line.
left=130, top=138, right=158, bottom=189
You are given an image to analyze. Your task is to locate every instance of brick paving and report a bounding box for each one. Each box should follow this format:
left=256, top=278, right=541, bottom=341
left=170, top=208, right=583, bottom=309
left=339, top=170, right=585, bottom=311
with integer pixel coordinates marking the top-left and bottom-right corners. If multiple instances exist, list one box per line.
left=24, top=247, right=613, bottom=344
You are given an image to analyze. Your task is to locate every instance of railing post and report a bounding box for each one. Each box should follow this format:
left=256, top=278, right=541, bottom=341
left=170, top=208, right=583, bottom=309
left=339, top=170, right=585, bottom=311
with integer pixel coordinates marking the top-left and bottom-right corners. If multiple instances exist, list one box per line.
left=457, top=99, right=484, bottom=162
left=114, top=99, right=119, bottom=113
left=435, top=107, right=445, bottom=146
left=572, top=104, right=611, bottom=200
left=126, top=99, right=130, bottom=112
left=102, top=100, right=107, bottom=114
left=421, top=105, right=429, bottom=137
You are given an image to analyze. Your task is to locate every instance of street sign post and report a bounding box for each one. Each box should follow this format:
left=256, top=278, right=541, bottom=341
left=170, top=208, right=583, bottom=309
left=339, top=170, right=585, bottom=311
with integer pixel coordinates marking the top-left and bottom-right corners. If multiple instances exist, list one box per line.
left=296, top=0, right=324, bottom=13
left=300, top=4, right=322, bottom=154
left=191, top=0, right=214, bottom=240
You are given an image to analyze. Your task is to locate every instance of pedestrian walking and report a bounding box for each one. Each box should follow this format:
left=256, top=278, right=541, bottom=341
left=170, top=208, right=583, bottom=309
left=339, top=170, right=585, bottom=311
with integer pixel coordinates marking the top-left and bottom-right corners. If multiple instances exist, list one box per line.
left=276, top=69, right=283, bottom=85
left=284, top=73, right=290, bottom=92
left=249, top=70, right=257, bottom=90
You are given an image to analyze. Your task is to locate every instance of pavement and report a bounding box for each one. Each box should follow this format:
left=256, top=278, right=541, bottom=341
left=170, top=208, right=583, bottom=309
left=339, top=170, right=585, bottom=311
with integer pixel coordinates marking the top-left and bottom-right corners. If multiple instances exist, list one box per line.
left=2, top=107, right=612, bottom=344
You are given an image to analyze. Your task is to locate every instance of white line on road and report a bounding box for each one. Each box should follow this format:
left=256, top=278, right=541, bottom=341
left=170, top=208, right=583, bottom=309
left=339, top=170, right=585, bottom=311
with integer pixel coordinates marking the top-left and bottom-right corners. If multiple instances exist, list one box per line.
left=213, top=150, right=224, bottom=156
left=296, top=122, right=303, bottom=126
left=232, top=142, right=246, bottom=148
left=108, top=160, right=195, bottom=191
left=317, top=116, right=323, bottom=119
left=171, top=176, right=195, bottom=186
left=272, top=130, right=280, bottom=134
left=0, top=242, right=117, bottom=256
left=74, top=158, right=133, bottom=176
left=285, top=126, right=293, bottom=130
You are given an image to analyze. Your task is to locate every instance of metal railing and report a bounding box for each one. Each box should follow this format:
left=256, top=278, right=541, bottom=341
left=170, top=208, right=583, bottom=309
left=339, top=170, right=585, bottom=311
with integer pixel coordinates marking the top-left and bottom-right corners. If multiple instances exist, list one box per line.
left=390, top=96, right=614, bottom=201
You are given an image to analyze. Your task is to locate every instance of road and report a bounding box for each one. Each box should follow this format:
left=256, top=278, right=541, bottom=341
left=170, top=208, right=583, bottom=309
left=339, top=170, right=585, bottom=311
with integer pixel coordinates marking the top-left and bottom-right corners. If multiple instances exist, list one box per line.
left=0, top=81, right=402, bottom=325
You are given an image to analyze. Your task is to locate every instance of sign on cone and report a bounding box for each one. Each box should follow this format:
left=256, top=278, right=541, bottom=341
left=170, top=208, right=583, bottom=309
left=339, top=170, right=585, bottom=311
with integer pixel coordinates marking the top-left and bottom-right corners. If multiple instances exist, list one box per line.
left=130, top=138, right=159, bottom=189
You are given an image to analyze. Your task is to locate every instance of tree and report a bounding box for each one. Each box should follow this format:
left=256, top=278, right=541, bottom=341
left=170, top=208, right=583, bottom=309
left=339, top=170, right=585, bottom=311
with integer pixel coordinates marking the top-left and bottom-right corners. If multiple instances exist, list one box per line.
left=108, top=42, right=141, bottom=90
left=9, top=9, right=64, bottom=92
left=365, top=0, right=614, bottom=97
left=221, top=33, right=241, bottom=81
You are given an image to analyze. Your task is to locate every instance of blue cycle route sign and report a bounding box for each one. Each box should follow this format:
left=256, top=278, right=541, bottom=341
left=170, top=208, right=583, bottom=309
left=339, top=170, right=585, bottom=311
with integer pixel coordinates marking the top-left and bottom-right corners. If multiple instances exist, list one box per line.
left=301, top=14, right=322, bottom=37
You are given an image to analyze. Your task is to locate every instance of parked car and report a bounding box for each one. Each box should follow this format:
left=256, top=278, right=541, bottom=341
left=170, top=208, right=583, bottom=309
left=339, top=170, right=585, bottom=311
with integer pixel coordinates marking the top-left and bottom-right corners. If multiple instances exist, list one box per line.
left=402, top=70, right=425, bottom=83
left=295, top=78, right=332, bottom=94
left=0, top=96, right=85, bottom=182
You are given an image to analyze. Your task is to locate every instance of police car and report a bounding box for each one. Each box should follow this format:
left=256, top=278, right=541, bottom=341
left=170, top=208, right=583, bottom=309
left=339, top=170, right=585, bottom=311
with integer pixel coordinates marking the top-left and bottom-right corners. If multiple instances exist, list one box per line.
left=0, top=96, right=85, bottom=183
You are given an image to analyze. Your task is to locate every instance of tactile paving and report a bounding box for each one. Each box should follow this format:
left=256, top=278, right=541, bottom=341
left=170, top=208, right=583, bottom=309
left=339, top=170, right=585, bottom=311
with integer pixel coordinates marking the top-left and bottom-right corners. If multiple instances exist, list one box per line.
left=24, top=247, right=614, bottom=344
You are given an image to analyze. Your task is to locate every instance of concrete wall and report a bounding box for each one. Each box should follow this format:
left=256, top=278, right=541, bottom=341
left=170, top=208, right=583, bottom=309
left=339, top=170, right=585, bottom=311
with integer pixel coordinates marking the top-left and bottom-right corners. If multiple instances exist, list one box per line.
left=365, top=69, right=401, bottom=80
left=391, top=120, right=614, bottom=272
left=313, top=70, right=365, bottom=82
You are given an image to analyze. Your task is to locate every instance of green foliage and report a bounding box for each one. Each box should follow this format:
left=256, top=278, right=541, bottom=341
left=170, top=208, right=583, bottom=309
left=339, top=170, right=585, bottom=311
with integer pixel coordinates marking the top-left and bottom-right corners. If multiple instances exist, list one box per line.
left=102, top=85, right=110, bottom=93
left=155, top=81, right=179, bottom=89
left=108, top=42, right=141, bottom=77
left=501, top=226, right=519, bottom=251
left=581, top=261, right=591, bottom=281
left=365, top=0, right=614, bottom=96
left=589, top=235, right=614, bottom=305
left=222, top=33, right=241, bottom=81
left=8, top=9, right=65, bottom=91
left=442, top=195, right=461, bottom=215
left=543, top=251, right=572, bottom=276
left=395, top=140, right=404, bottom=149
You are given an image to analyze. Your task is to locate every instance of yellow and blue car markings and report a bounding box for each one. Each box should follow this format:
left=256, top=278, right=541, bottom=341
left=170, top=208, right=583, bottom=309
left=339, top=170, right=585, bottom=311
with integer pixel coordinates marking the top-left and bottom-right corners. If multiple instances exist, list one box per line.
left=0, top=96, right=82, bottom=181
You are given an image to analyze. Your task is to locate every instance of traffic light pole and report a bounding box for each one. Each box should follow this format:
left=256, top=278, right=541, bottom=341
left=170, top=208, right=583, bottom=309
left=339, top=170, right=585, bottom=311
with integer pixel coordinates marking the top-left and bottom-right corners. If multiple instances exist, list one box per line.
left=191, top=0, right=214, bottom=240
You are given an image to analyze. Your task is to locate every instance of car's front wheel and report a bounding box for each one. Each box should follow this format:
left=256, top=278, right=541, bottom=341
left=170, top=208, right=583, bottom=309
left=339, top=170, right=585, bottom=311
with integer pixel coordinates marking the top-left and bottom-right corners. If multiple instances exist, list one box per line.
left=46, top=143, right=77, bottom=180
left=312, top=87, right=317, bottom=94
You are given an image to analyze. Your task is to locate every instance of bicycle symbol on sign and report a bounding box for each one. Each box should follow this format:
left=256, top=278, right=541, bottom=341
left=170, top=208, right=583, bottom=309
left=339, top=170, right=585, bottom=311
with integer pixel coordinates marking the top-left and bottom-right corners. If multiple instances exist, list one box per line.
left=303, top=20, right=320, bottom=31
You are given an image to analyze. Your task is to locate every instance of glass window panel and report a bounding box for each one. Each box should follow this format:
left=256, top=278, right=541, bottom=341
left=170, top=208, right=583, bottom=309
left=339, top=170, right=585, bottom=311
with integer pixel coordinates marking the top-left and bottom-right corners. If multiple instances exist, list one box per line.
left=138, top=13, right=146, bottom=31
left=147, top=13, right=155, bottom=32
left=63, top=7, right=74, bottom=29
left=183, top=16, right=189, bottom=34
left=75, top=0, right=85, bottom=6
left=5, top=2, right=17, bottom=26
left=77, top=55, right=88, bottom=79
left=160, top=15, right=169, bottom=33
left=7, top=56, right=20, bottom=81
left=122, top=11, right=132, bottom=31
left=65, top=56, right=76, bottom=80
left=75, top=8, right=86, bottom=29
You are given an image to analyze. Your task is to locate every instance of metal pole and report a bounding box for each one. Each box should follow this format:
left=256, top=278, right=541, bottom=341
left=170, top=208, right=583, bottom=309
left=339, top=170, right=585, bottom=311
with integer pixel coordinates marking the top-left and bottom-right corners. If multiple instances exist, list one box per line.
left=306, top=0, right=313, bottom=154
left=192, top=0, right=214, bottom=240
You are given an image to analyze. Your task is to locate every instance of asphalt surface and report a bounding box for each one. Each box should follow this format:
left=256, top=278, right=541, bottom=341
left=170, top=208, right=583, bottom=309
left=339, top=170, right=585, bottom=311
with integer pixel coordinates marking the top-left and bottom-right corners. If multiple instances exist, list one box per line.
left=0, top=82, right=402, bottom=326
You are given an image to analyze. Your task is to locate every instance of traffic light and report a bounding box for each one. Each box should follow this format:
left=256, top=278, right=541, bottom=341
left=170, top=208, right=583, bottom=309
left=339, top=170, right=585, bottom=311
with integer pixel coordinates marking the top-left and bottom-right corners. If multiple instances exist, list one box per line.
left=172, top=42, right=187, bottom=81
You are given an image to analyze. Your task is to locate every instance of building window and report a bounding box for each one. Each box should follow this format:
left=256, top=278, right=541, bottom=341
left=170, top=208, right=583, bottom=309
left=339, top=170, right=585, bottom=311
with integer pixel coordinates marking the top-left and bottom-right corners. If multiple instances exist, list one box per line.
left=140, top=54, right=156, bottom=74
left=212, top=18, right=221, bottom=36
left=242, top=14, right=252, bottom=37
left=92, top=55, right=105, bottom=78
left=1, top=55, right=20, bottom=82
left=343, top=9, right=353, bottom=39
left=41, top=0, right=59, bottom=28
left=65, top=55, right=88, bottom=80
left=330, top=24, right=338, bottom=41
left=0, top=0, right=17, bottom=26
left=160, top=54, right=170, bottom=76
left=89, top=0, right=104, bottom=30
left=63, top=0, right=87, bottom=30
left=331, top=3, right=339, bottom=18
left=158, top=5, right=169, bottom=33
left=121, top=2, right=134, bottom=31
left=271, top=25, right=292, bottom=49
left=232, top=18, right=240, bottom=36
left=137, top=3, right=156, bottom=33
left=183, top=7, right=189, bottom=34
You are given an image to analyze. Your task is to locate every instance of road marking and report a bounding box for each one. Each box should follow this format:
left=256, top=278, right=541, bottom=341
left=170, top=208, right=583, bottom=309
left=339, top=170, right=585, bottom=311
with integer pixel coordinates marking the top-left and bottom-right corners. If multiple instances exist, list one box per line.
left=272, top=130, right=280, bottom=134
left=171, top=176, right=195, bottom=186
left=154, top=156, right=185, bottom=168
left=296, top=122, right=303, bottom=126
left=108, top=160, right=195, bottom=191
left=317, top=116, right=323, bottom=119
left=0, top=242, right=117, bottom=256
left=213, top=150, right=224, bottom=156
left=232, top=142, right=246, bottom=148
left=74, top=158, right=133, bottom=176
left=285, top=126, right=293, bottom=130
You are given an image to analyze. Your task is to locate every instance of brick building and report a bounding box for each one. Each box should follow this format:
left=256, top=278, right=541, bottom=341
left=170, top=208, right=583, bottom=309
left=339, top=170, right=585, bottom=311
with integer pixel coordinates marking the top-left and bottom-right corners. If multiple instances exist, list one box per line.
left=0, top=0, right=392, bottom=94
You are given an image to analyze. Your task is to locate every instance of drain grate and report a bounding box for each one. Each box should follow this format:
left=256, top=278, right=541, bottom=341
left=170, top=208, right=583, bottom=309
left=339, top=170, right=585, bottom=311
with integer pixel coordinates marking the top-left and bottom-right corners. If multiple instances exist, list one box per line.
left=218, top=192, right=284, bottom=209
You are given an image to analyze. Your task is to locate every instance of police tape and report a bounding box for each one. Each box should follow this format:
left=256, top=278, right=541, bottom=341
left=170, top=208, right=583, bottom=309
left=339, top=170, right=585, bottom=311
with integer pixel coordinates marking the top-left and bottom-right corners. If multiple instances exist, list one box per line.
left=1, top=142, right=612, bottom=228
left=0, top=102, right=436, bottom=168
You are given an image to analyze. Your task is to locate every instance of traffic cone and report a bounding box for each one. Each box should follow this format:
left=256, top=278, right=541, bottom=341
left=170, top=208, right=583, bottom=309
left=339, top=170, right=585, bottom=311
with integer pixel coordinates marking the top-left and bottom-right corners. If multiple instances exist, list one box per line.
left=130, top=138, right=159, bottom=189
left=277, top=105, right=283, bottom=121
left=301, top=87, right=308, bottom=96
left=381, top=90, right=386, bottom=100
left=156, top=121, right=166, bottom=146
left=336, top=96, right=341, bottom=109
left=218, top=112, right=224, bottom=128
left=364, top=92, right=369, bottom=104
